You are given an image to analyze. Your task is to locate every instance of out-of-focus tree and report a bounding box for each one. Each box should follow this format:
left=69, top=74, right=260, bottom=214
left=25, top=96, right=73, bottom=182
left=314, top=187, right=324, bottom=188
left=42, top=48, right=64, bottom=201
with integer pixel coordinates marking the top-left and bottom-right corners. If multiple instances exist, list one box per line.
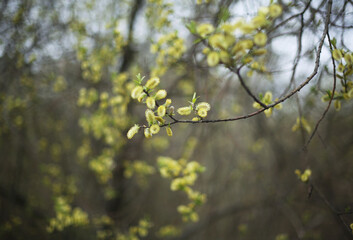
left=1, top=0, right=353, bottom=239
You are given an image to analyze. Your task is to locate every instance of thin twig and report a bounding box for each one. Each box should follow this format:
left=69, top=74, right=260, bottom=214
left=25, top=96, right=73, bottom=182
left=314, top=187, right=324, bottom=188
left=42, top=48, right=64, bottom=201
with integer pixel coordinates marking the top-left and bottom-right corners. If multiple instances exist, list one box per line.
left=234, top=68, right=268, bottom=108
left=303, top=29, right=336, bottom=150
left=310, top=182, right=353, bottom=236
left=267, top=0, right=332, bottom=109
left=269, top=0, right=312, bottom=34
left=280, top=1, right=310, bottom=97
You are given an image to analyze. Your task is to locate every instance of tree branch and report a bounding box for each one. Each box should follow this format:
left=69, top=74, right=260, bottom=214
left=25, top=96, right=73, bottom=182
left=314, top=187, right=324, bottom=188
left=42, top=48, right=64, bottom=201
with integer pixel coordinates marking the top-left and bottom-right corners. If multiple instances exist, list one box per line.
left=303, top=29, right=336, bottom=150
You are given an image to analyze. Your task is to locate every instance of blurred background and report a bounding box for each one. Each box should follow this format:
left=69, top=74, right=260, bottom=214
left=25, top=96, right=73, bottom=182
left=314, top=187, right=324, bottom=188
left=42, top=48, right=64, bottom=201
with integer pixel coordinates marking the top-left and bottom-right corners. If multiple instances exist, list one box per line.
left=1, top=0, right=353, bottom=239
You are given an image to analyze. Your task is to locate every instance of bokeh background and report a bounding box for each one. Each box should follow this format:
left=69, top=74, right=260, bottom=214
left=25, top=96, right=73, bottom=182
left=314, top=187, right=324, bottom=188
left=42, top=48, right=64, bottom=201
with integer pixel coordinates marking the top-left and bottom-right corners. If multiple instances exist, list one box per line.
left=1, top=0, right=353, bottom=239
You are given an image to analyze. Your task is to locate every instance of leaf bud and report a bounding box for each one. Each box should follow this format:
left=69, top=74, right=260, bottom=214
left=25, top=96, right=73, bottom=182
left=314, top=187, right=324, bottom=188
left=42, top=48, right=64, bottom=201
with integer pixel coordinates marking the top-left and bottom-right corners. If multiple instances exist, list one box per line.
left=165, top=98, right=172, bottom=107
left=131, top=86, right=143, bottom=99
left=197, top=108, right=208, bottom=118
left=145, top=77, right=160, bottom=89
left=146, top=97, right=156, bottom=109
left=145, top=109, right=155, bottom=124
left=157, top=105, right=166, bottom=117
left=169, top=106, right=174, bottom=115
left=166, top=126, right=173, bottom=136
left=196, top=23, right=214, bottom=38
left=144, top=128, right=152, bottom=138
left=196, top=102, right=211, bottom=111
left=177, top=106, right=192, bottom=115
left=207, top=52, right=220, bottom=67
left=332, top=49, right=343, bottom=61
left=155, top=116, right=165, bottom=124
left=150, top=124, right=160, bottom=134
left=155, top=89, right=167, bottom=100
left=137, top=92, right=147, bottom=102
left=127, top=124, right=139, bottom=139
left=269, top=4, right=282, bottom=18
left=254, top=32, right=267, bottom=46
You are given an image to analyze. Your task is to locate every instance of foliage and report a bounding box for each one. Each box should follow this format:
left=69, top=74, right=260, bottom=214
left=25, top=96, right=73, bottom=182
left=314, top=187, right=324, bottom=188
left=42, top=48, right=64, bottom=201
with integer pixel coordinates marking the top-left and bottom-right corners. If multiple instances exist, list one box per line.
left=1, top=0, right=353, bottom=239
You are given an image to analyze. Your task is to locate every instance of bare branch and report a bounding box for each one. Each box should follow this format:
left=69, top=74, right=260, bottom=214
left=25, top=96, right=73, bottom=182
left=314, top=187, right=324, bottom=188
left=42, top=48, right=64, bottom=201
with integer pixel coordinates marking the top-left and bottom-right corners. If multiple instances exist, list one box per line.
left=303, top=29, right=337, bottom=150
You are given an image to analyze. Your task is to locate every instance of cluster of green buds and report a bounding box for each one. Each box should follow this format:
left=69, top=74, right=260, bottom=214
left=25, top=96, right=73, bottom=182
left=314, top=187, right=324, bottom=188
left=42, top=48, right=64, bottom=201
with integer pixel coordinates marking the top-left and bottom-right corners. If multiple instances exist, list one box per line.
left=157, top=225, right=181, bottom=238
left=47, top=197, right=89, bottom=233
left=177, top=92, right=211, bottom=121
left=77, top=88, right=98, bottom=107
left=252, top=91, right=282, bottom=117
left=294, top=168, right=312, bottom=183
left=146, top=0, right=173, bottom=30
left=116, top=218, right=153, bottom=240
left=322, top=39, right=353, bottom=110
left=127, top=75, right=212, bottom=139
left=188, top=3, right=282, bottom=71
left=158, top=156, right=206, bottom=222
left=150, top=31, right=186, bottom=76
left=150, top=31, right=186, bottom=64
left=127, top=74, right=174, bottom=139
left=123, top=160, right=155, bottom=187
left=291, top=117, right=311, bottom=134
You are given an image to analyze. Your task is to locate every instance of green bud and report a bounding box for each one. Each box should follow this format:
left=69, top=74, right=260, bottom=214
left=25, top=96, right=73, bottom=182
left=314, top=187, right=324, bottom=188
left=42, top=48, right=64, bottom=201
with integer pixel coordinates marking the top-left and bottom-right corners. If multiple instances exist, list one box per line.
left=137, top=92, right=147, bottom=102
left=177, top=106, right=192, bottom=115
left=155, top=116, right=165, bottom=124
left=196, top=102, right=211, bottom=111
left=344, top=53, right=352, bottom=64
left=197, top=108, right=208, bottom=118
left=131, top=86, right=143, bottom=99
left=165, top=99, right=172, bottom=107
left=144, top=128, right=152, bottom=138
left=157, top=105, right=166, bottom=117
left=145, top=109, right=155, bottom=124
left=150, top=124, right=160, bottom=134
left=207, top=51, right=220, bottom=67
left=334, top=100, right=341, bottom=111
left=127, top=124, right=139, bottom=139
left=220, top=51, right=230, bottom=64
left=146, top=97, right=156, bottom=109
left=166, top=126, right=173, bottom=136
left=169, top=106, right=174, bottom=115
left=155, top=89, right=167, bottom=100
left=263, top=91, right=273, bottom=103
left=145, top=77, right=160, bottom=89
left=332, top=49, right=343, bottom=61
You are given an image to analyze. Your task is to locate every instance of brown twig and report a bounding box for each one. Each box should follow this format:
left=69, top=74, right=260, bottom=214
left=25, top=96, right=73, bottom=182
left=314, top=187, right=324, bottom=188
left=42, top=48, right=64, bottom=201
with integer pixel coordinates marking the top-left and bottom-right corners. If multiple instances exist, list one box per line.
left=303, top=29, right=336, bottom=150
left=234, top=67, right=268, bottom=109
left=280, top=0, right=311, bottom=97
left=310, top=182, right=353, bottom=237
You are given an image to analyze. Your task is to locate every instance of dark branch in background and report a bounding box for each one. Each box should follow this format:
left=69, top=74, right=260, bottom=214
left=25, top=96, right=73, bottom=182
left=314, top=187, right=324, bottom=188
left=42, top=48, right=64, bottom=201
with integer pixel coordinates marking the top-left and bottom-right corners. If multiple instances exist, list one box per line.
left=338, top=0, right=349, bottom=49
left=279, top=201, right=306, bottom=239
left=269, top=0, right=311, bottom=35
left=304, top=30, right=336, bottom=150
left=107, top=0, right=144, bottom=219
left=0, top=185, right=46, bottom=222
left=295, top=3, right=310, bottom=144
left=279, top=0, right=312, bottom=97
left=266, top=0, right=331, bottom=109
left=119, top=0, right=143, bottom=72
left=331, top=0, right=349, bottom=25
left=310, top=182, right=353, bottom=238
